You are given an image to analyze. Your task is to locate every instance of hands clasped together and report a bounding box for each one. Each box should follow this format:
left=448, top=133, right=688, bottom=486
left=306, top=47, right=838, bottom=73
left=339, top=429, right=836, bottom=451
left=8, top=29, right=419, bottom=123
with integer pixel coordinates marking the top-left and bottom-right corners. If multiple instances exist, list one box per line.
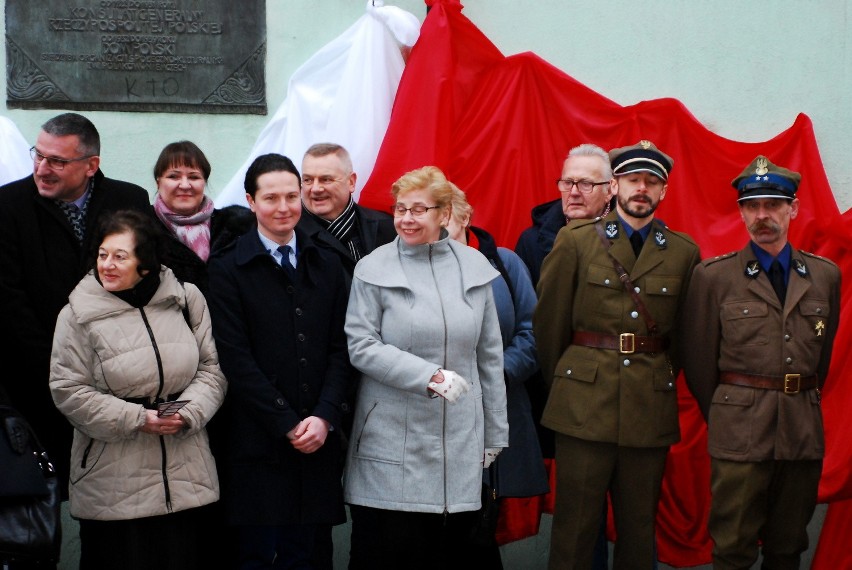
left=287, top=416, right=330, bottom=454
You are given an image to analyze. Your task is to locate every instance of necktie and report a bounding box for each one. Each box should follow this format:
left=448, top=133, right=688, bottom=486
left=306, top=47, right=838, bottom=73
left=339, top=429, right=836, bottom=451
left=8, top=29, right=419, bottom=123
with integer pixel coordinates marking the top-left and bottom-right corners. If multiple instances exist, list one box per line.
left=629, top=231, right=644, bottom=258
left=768, top=259, right=786, bottom=305
left=277, top=245, right=296, bottom=280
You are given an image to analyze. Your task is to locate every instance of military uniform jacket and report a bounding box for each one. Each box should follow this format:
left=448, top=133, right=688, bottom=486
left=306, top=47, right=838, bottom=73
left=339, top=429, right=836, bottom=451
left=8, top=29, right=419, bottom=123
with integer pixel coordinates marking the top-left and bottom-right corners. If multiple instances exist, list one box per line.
left=682, top=244, right=840, bottom=462
left=534, top=211, right=699, bottom=447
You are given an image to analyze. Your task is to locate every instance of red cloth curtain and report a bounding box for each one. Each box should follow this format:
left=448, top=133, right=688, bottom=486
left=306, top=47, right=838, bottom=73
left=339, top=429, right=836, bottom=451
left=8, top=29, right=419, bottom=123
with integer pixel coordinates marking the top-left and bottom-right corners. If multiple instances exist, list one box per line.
left=361, top=1, right=852, bottom=565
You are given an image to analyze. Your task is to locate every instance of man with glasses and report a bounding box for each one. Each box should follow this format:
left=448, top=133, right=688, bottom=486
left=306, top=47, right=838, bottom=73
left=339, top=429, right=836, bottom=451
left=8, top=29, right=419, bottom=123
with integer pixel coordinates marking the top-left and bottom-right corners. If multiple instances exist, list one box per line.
left=534, top=140, right=700, bottom=569
left=0, top=113, right=149, bottom=510
left=299, top=143, right=395, bottom=277
left=514, top=143, right=616, bottom=570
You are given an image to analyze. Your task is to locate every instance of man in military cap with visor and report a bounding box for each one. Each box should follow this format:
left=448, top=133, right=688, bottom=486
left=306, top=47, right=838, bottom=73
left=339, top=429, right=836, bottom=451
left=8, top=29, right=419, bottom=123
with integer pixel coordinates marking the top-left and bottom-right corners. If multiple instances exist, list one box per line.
left=535, top=140, right=700, bottom=569
left=682, top=156, right=840, bottom=569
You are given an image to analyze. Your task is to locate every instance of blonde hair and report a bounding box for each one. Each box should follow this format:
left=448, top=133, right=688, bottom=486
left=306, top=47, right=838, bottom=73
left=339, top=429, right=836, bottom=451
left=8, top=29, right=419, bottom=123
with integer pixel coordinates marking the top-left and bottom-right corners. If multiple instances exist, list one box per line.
left=448, top=181, right=473, bottom=227
left=391, top=166, right=454, bottom=208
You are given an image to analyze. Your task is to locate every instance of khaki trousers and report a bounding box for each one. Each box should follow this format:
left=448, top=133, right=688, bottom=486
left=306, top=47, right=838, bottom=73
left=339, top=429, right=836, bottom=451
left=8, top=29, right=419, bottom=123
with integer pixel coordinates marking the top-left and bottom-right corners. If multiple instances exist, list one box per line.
left=549, top=434, right=668, bottom=570
left=709, top=458, right=822, bottom=570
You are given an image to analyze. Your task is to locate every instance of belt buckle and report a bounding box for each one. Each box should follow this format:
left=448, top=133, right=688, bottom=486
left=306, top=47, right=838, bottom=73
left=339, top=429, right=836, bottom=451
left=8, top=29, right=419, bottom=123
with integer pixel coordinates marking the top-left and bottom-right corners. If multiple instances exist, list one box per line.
left=619, top=333, right=635, bottom=354
left=784, top=374, right=801, bottom=394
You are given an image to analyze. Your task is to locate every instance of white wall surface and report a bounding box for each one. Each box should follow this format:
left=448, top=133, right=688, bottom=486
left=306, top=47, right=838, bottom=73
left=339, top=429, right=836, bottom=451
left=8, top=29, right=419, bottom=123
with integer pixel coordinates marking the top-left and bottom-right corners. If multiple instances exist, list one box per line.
left=3, top=0, right=850, bottom=210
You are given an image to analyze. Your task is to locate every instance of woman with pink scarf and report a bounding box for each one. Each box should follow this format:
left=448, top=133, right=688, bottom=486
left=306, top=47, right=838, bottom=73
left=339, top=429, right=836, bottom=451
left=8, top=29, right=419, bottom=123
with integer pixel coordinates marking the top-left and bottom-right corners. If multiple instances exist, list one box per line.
left=153, top=141, right=254, bottom=295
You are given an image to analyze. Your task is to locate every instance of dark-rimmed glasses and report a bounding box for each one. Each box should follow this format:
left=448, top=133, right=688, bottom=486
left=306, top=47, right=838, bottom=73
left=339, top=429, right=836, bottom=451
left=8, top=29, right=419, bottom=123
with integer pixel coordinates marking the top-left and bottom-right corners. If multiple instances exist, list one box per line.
left=30, top=147, right=94, bottom=171
left=391, top=204, right=441, bottom=217
left=557, top=178, right=610, bottom=193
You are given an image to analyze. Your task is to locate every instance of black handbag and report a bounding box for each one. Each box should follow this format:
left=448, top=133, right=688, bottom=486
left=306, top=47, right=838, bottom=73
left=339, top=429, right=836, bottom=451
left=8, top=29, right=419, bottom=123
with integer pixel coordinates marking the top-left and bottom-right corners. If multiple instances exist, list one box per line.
left=0, top=404, right=62, bottom=565
left=469, top=464, right=500, bottom=547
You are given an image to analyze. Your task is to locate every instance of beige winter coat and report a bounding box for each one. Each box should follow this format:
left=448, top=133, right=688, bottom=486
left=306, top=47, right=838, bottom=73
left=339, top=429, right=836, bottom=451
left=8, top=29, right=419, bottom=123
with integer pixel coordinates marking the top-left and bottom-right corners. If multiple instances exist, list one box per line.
left=49, top=267, right=226, bottom=520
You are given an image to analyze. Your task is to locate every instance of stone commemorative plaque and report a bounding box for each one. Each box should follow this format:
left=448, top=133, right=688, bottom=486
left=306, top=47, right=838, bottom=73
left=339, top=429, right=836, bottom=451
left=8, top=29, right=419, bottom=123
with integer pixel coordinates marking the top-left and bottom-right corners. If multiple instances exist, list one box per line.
left=6, top=0, right=267, bottom=114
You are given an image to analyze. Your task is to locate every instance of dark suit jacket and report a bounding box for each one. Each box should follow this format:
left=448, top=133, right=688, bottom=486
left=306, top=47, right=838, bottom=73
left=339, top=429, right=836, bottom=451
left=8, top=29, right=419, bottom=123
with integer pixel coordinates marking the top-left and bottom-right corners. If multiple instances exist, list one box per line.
left=0, top=171, right=150, bottom=495
left=207, top=227, right=351, bottom=525
left=682, top=244, right=840, bottom=461
left=297, top=204, right=396, bottom=277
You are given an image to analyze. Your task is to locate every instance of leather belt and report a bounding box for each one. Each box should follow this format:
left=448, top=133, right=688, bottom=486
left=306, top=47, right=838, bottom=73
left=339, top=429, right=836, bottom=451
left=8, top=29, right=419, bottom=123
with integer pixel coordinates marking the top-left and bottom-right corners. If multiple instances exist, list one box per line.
left=123, top=393, right=181, bottom=410
left=719, top=372, right=818, bottom=394
left=572, top=331, right=669, bottom=354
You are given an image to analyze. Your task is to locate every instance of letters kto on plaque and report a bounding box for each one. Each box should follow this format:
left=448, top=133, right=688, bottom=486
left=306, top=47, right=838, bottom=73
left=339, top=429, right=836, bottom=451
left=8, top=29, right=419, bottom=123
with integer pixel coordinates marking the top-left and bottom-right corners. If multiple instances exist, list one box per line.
left=6, top=1, right=267, bottom=114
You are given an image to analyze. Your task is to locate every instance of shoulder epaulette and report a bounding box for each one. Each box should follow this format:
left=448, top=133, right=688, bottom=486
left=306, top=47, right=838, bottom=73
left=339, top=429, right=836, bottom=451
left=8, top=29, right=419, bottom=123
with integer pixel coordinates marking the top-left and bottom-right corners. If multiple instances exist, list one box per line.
left=701, top=251, right=737, bottom=266
left=799, top=250, right=838, bottom=267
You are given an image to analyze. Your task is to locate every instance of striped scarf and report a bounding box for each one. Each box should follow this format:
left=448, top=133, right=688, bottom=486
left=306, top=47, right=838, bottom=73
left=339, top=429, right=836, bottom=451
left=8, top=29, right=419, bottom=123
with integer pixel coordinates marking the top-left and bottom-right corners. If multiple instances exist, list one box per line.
left=308, top=198, right=363, bottom=261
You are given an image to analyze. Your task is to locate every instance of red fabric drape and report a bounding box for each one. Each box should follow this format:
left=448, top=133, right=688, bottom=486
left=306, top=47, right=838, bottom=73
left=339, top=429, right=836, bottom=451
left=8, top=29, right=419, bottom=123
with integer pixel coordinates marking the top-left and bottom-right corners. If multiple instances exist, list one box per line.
left=361, top=1, right=852, bottom=566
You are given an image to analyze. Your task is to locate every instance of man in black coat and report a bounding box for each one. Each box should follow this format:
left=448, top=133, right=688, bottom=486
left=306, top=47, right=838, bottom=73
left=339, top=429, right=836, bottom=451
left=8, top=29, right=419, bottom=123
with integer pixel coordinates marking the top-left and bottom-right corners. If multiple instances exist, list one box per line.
left=0, top=113, right=150, bottom=501
left=298, top=143, right=395, bottom=277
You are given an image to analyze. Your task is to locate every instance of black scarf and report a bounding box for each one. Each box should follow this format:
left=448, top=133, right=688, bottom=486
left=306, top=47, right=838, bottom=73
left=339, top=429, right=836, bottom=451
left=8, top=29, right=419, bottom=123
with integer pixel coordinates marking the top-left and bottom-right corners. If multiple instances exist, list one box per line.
left=106, top=271, right=161, bottom=308
left=306, top=198, right=363, bottom=261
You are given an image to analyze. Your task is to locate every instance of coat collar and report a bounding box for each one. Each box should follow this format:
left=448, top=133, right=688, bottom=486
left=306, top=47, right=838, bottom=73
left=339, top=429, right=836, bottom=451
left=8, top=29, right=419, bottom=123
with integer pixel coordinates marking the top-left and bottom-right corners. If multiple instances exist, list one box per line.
left=355, top=231, right=499, bottom=293
left=600, top=211, right=668, bottom=281
left=233, top=225, right=322, bottom=286
left=738, top=243, right=811, bottom=313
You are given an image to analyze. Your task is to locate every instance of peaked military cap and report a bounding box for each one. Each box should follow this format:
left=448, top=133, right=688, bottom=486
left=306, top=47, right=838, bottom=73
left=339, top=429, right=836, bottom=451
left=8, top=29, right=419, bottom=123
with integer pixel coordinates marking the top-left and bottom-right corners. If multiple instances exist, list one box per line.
left=732, top=155, right=801, bottom=202
left=609, top=140, right=673, bottom=181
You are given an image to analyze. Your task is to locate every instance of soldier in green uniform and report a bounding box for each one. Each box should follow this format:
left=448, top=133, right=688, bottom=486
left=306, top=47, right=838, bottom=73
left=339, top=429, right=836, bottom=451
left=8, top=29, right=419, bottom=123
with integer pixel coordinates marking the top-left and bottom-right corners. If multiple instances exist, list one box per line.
left=534, top=140, right=700, bottom=569
left=682, top=156, right=840, bottom=570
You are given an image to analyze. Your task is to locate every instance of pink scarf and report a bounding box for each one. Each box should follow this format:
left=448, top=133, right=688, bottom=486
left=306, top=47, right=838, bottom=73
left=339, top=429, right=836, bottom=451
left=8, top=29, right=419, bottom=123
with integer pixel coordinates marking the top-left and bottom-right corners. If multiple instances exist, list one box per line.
left=154, top=194, right=215, bottom=261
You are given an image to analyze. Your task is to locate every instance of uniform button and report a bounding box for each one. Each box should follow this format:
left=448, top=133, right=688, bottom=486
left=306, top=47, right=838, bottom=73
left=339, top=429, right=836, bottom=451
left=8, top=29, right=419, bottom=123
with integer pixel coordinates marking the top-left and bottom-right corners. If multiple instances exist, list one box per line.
left=786, top=357, right=793, bottom=364
left=604, top=279, right=611, bottom=285
left=286, top=285, right=295, bottom=294
left=566, top=369, right=572, bottom=375
left=275, top=397, right=285, bottom=407
left=623, top=359, right=631, bottom=367
left=299, top=358, right=307, bottom=367
left=634, top=286, right=640, bottom=293
left=816, top=307, right=823, bottom=314
left=743, top=309, right=749, bottom=315
left=784, top=334, right=791, bottom=341
left=662, top=287, right=668, bottom=293
left=341, top=402, right=350, bottom=412
left=297, top=333, right=306, bottom=341
left=295, top=308, right=303, bottom=316
left=668, top=382, right=673, bottom=388
left=631, top=311, right=639, bottom=319
left=724, top=395, right=729, bottom=401
left=302, top=383, right=309, bottom=392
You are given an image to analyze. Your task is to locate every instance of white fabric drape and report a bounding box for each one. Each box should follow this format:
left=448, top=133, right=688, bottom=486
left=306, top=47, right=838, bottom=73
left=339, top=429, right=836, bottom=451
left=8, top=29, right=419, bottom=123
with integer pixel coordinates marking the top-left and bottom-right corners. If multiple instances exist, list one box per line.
left=0, top=116, right=33, bottom=186
left=215, top=1, right=420, bottom=207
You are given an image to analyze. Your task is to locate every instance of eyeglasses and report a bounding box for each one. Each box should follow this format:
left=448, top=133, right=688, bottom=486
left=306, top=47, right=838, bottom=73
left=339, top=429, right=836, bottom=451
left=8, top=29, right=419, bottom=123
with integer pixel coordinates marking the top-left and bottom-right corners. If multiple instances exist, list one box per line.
left=301, top=175, right=347, bottom=188
left=556, top=178, right=610, bottom=194
left=391, top=204, right=442, bottom=217
left=30, top=147, right=94, bottom=171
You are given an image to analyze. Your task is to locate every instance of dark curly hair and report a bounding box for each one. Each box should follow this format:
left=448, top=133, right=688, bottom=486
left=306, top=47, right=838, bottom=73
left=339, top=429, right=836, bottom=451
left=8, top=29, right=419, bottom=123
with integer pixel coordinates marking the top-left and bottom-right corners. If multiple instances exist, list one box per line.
left=89, top=210, right=162, bottom=276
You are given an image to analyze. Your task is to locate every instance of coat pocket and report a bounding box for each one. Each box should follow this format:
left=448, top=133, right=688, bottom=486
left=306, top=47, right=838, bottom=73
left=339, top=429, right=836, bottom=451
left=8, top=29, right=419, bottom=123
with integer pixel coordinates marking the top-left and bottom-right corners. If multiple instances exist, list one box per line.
left=542, top=355, right=599, bottom=430
left=798, top=298, right=831, bottom=345
left=353, top=400, right=404, bottom=465
left=720, top=300, right=769, bottom=346
left=707, top=386, right=755, bottom=454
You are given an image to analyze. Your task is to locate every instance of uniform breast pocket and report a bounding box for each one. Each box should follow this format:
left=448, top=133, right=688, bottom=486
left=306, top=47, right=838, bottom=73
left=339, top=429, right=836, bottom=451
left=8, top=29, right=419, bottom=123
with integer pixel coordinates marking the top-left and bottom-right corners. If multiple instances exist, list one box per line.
left=643, top=275, right=682, bottom=326
left=798, top=298, right=831, bottom=344
left=720, top=300, right=769, bottom=346
left=584, top=264, right=623, bottom=316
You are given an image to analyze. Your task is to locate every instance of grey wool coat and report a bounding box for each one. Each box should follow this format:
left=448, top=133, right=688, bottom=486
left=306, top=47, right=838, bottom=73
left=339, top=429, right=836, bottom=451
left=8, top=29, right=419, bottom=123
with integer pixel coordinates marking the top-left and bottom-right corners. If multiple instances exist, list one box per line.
left=344, top=233, right=509, bottom=514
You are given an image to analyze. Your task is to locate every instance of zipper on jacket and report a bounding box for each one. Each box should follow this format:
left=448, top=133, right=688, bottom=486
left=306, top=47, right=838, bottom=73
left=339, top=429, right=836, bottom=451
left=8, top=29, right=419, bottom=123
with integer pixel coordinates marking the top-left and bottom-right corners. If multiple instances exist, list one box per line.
left=139, top=307, right=173, bottom=512
left=428, top=242, right=451, bottom=514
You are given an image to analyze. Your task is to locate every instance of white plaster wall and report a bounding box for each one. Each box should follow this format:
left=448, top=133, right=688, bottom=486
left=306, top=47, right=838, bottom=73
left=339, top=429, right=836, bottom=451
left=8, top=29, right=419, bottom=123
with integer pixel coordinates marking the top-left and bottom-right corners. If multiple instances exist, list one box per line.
left=2, top=0, right=850, bottom=211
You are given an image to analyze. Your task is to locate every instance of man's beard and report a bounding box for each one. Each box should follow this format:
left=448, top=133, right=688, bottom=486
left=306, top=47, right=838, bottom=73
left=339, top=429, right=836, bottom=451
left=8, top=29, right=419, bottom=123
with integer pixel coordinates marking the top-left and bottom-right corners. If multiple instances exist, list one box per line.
left=618, top=194, right=658, bottom=219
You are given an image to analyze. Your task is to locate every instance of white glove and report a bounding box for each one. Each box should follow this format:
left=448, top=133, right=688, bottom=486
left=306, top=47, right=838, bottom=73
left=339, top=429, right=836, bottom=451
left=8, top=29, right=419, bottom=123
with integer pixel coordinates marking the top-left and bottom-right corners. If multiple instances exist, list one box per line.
left=483, top=448, right=502, bottom=468
left=427, top=369, right=470, bottom=403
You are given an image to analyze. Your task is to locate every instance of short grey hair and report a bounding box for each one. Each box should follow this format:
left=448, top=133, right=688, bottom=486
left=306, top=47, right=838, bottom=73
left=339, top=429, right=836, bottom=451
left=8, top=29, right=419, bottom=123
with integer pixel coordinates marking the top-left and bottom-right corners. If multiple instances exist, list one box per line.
left=41, top=113, right=100, bottom=156
left=567, top=143, right=612, bottom=180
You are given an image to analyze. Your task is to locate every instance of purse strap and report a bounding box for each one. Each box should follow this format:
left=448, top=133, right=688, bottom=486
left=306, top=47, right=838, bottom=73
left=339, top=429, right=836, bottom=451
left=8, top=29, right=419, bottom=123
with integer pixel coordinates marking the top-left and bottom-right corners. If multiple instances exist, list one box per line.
left=593, top=221, right=659, bottom=336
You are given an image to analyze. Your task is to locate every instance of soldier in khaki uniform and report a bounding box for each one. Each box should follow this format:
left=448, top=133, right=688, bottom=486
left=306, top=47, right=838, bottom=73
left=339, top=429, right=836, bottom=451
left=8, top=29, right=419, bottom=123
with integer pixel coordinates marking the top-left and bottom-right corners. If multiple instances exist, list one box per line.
left=535, top=141, right=700, bottom=569
left=682, top=156, right=840, bottom=570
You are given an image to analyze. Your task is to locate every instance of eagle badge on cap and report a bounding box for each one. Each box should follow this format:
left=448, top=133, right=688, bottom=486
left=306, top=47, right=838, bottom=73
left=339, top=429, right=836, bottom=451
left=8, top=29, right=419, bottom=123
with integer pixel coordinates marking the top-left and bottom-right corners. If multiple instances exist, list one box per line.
left=745, top=261, right=760, bottom=278
left=605, top=221, right=619, bottom=239
left=640, top=140, right=651, bottom=149
left=755, top=157, right=769, bottom=176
